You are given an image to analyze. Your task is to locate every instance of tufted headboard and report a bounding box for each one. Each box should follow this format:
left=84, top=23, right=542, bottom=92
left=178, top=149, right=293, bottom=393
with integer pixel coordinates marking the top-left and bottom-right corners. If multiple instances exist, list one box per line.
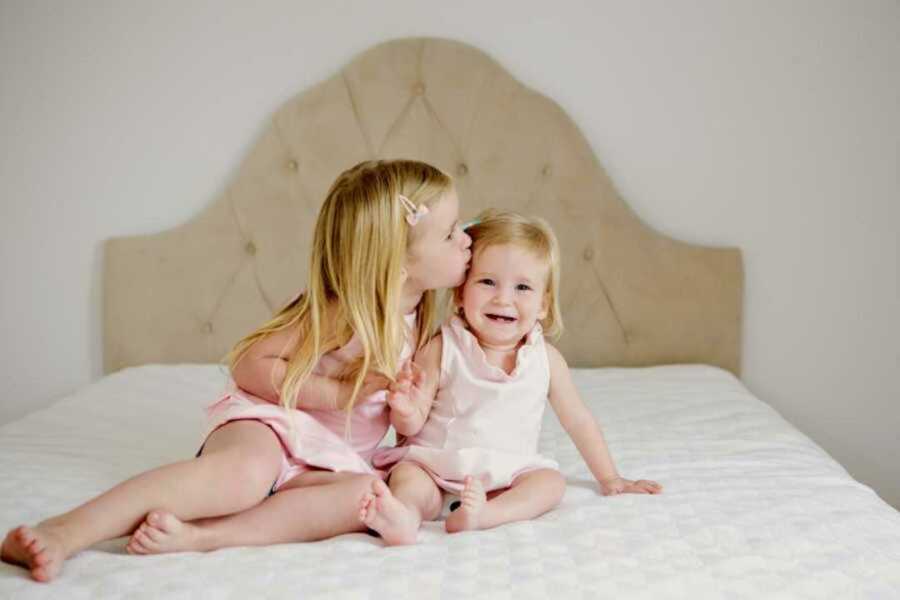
left=104, top=37, right=743, bottom=376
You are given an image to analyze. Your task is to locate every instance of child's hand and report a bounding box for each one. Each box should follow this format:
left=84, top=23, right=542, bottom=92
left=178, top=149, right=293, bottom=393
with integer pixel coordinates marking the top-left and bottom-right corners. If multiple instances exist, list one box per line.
left=386, top=360, right=427, bottom=419
left=599, top=476, right=663, bottom=496
left=337, top=372, right=391, bottom=408
left=360, top=372, right=392, bottom=399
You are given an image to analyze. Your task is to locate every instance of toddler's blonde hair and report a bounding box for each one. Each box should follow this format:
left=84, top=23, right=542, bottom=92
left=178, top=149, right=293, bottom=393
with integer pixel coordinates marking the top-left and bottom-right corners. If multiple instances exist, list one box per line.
left=227, top=159, right=453, bottom=413
left=460, top=209, right=563, bottom=340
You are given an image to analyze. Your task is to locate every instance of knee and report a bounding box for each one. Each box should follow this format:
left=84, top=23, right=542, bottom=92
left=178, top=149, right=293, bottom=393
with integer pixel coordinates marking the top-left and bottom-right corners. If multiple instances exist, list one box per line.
left=544, top=470, right=567, bottom=506
left=387, top=462, right=420, bottom=485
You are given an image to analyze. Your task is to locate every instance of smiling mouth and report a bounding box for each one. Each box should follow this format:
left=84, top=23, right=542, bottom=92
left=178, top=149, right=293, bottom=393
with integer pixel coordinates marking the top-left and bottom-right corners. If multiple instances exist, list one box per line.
left=486, top=313, right=517, bottom=324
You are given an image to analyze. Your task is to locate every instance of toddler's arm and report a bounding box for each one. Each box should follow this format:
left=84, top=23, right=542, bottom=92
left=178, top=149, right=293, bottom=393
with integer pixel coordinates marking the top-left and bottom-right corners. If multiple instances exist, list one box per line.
left=546, top=344, right=662, bottom=496
left=388, top=334, right=443, bottom=436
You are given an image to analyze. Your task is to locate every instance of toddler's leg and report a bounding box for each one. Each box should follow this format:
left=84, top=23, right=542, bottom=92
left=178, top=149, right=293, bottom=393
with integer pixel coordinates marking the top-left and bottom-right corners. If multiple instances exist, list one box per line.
left=445, top=469, right=566, bottom=533
left=127, top=472, right=379, bottom=554
left=443, top=476, right=486, bottom=533
left=1, top=420, right=282, bottom=582
left=359, top=462, right=442, bottom=546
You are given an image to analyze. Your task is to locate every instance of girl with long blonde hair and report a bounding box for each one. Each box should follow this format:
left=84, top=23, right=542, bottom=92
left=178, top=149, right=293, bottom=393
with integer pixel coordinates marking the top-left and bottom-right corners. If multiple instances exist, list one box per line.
left=2, top=159, right=472, bottom=580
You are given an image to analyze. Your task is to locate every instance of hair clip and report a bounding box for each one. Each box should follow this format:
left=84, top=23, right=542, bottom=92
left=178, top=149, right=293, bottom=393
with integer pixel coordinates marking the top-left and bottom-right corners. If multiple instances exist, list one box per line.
left=462, top=219, right=480, bottom=230
left=398, top=194, right=429, bottom=226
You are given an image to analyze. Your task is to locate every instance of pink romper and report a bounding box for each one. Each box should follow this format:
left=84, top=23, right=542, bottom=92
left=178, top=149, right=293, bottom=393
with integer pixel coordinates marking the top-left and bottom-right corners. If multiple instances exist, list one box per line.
left=375, top=315, right=559, bottom=493
left=203, top=312, right=417, bottom=492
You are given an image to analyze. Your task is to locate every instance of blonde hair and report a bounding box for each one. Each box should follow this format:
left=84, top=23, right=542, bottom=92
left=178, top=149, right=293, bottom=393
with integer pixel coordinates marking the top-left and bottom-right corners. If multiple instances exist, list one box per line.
left=226, top=159, right=453, bottom=413
left=460, top=209, right=564, bottom=340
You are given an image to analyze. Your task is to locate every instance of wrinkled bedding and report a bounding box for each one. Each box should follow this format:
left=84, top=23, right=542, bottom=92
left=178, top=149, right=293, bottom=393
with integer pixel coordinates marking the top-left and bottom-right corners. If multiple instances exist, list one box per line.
left=1, top=364, right=898, bottom=599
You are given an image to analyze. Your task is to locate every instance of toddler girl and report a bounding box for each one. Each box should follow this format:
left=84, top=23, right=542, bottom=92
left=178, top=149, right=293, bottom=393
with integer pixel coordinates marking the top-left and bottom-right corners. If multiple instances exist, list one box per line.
left=359, top=210, right=662, bottom=545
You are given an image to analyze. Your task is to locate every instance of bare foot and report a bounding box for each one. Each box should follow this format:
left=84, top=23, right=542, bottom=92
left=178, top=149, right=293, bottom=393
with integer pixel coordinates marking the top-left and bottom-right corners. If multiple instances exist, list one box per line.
left=445, top=476, right=486, bottom=533
left=126, top=510, right=210, bottom=555
left=358, top=479, right=419, bottom=546
left=1, top=525, right=67, bottom=582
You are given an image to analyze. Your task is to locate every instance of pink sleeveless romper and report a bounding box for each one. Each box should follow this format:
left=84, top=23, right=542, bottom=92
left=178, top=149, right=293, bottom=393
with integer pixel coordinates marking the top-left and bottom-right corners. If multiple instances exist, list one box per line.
left=203, top=312, right=417, bottom=491
left=375, top=315, right=559, bottom=493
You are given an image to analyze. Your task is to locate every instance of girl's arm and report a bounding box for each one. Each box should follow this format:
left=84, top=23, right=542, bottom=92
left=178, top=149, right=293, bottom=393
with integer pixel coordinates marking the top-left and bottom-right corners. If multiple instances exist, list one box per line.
left=231, top=323, right=361, bottom=410
left=546, top=343, right=620, bottom=483
left=388, top=334, right=443, bottom=436
left=545, top=343, right=662, bottom=495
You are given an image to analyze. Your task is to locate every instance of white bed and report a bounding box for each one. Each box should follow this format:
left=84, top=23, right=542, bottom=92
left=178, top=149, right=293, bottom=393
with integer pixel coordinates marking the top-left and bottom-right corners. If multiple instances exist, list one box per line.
left=4, top=37, right=899, bottom=598
left=2, top=364, right=898, bottom=598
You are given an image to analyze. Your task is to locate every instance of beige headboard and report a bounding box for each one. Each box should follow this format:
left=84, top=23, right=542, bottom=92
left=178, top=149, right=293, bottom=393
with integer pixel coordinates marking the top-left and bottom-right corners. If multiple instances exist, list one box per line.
left=104, top=37, right=743, bottom=376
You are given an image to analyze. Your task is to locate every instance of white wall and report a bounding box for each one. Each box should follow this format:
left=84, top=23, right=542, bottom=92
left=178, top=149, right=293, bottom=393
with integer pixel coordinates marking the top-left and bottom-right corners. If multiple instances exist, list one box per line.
left=1, top=1, right=897, bottom=508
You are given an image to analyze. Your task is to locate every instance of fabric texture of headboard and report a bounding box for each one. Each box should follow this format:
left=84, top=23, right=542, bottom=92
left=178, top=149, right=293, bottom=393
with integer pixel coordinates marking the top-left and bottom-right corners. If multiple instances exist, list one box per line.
left=104, top=37, right=743, bottom=376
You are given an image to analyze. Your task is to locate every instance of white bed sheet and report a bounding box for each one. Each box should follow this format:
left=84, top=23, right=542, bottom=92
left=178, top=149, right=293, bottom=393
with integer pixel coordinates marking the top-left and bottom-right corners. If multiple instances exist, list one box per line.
left=1, top=364, right=898, bottom=599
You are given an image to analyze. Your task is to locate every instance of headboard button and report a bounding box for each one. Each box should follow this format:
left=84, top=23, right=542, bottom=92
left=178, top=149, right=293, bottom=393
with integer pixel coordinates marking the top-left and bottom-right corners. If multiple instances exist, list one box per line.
left=287, top=159, right=299, bottom=171
left=583, top=247, right=594, bottom=261
left=456, top=163, right=469, bottom=176
left=204, top=322, right=214, bottom=334
left=412, top=82, right=426, bottom=96
left=542, top=164, right=553, bottom=177
left=245, top=241, right=257, bottom=256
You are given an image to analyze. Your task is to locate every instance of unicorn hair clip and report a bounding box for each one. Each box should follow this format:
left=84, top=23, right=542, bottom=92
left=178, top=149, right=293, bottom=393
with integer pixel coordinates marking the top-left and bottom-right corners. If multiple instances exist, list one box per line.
left=398, top=194, right=429, bottom=226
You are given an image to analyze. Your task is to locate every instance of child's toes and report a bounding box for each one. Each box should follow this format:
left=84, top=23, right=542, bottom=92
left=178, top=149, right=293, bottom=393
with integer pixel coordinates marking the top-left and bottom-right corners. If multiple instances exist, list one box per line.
left=126, top=540, right=146, bottom=555
left=126, top=537, right=147, bottom=555
left=142, top=525, right=164, bottom=544
left=133, top=530, right=155, bottom=551
left=358, top=494, right=374, bottom=523
left=371, top=478, right=390, bottom=497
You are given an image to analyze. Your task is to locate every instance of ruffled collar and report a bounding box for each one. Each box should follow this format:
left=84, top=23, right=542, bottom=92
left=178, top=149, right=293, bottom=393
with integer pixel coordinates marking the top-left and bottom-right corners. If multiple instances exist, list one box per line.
left=447, top=315, right=544, bottom=381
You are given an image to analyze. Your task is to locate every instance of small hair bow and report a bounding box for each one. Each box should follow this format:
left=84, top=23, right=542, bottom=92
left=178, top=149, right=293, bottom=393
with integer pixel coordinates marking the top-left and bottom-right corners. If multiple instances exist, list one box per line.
left=398, top=194, right=429, bottom=226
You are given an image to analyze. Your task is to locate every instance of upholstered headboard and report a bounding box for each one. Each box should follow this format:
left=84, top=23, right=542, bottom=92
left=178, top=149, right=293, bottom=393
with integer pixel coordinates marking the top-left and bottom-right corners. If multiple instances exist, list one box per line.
left=104, top=37, right=743, bottom=376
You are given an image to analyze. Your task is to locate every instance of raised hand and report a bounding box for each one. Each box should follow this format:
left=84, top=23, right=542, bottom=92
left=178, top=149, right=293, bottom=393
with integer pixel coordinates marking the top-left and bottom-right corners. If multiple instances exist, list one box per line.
left=386, top=361, right=431, bottom=436
left=359, top=371, right=392, bottom=399
left=386, top=361, right=425, bottom=417
left=335, top=371, right=392, bottom=409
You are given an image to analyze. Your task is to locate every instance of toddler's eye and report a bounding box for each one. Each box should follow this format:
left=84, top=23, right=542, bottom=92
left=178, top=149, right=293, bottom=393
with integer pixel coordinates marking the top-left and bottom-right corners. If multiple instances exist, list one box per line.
left=479, top=278, right=495, bottom=286
left=516, top=284, right=533, bottom=292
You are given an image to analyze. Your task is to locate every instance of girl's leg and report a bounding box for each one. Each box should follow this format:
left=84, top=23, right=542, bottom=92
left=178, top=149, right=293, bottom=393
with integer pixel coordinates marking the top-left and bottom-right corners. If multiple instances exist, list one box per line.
left=359, top=462, right=443, bottom=546
left=445, top=469, right=566, bottom=533
left=127, top=471, right=380, bottom=554
left=1, top=420, right=283, bottom=582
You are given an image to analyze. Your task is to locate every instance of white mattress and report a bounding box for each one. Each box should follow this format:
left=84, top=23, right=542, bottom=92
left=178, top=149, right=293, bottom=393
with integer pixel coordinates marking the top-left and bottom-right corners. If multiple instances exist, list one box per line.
left=1, top=364, right=898, bottom=598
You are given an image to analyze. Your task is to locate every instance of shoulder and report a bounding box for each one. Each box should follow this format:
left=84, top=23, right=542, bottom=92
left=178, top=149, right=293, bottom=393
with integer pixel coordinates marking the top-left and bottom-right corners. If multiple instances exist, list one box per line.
left=544, top=341, right=567, bottom=367
left=543, top=342, right=570, bottom=381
